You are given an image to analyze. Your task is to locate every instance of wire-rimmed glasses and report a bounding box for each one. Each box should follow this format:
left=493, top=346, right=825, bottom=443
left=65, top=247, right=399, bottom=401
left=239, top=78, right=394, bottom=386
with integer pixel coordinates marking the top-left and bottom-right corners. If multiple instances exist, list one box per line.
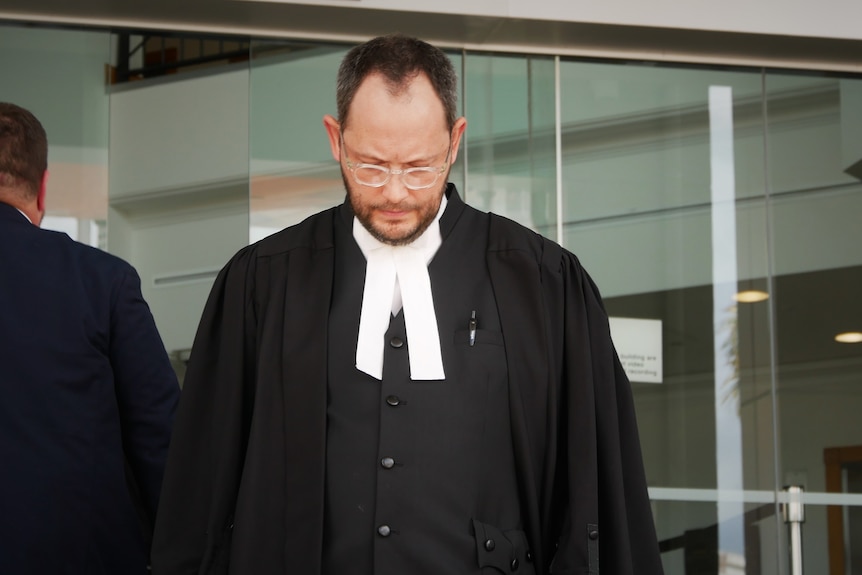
left=341, top=134, right=450, bottom=191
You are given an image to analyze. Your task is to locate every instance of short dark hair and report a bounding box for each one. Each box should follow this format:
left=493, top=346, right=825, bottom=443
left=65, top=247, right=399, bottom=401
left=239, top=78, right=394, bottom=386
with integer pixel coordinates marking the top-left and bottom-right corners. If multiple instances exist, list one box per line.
left=0, top=102, right=48, bottom=198
left=335, top=33, right=458, bottom=132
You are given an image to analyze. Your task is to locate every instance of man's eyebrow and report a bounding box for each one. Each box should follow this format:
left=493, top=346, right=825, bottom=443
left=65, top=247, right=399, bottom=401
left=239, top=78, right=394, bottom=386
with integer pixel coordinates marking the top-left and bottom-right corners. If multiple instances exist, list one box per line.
left=353, top=149, right=439, bottom=166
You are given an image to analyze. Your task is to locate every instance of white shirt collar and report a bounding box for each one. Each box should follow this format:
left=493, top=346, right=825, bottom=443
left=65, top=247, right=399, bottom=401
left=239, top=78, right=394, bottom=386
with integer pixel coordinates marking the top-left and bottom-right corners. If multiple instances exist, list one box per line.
left=15, top=207, right=33, bottom=224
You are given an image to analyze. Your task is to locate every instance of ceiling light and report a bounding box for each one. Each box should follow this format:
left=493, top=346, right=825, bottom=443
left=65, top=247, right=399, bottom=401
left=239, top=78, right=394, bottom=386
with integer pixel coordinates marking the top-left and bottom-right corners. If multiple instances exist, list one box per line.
left=734, top=290, right=769, bottom=303
left=834, top=332, right=862, bottom=344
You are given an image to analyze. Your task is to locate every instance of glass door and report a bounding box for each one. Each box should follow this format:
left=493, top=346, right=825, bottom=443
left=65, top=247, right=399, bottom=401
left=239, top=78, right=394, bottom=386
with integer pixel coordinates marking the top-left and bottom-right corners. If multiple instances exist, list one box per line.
left=554, top=59, right=862, bottom=573
left=766, top=73, right=862, bottom=575
left=555, top=59, right=777, bottom=573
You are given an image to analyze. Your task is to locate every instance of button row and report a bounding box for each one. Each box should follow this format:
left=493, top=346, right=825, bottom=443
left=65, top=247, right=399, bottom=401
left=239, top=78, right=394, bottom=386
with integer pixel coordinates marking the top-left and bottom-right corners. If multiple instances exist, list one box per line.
left=376, top=339, right=404, bottom=543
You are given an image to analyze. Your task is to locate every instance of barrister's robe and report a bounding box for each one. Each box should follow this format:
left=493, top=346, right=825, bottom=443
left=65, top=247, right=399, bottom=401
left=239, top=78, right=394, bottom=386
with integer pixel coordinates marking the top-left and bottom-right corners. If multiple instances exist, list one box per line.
left=151, top=186, right=665, bottom=575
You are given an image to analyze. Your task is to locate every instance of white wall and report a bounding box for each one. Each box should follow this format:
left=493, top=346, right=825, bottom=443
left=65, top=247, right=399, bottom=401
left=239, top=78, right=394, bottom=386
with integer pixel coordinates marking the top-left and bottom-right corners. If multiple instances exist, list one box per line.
left=247, top=0, right=862, bottom=42
left=109, top=69, right=250, bottom=199
left=108, top=69, right=250, bottom=356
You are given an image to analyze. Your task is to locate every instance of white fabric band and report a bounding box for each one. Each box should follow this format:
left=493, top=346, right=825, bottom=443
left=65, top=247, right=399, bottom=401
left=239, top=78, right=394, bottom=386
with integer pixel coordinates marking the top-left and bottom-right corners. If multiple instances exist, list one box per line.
left=353, top=196, right=447, bottom=380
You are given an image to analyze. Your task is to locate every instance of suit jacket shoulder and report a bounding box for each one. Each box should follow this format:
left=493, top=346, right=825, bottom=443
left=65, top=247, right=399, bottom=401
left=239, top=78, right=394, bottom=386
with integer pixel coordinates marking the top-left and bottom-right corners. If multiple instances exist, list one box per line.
left=0, top=201, right=179, bottom=575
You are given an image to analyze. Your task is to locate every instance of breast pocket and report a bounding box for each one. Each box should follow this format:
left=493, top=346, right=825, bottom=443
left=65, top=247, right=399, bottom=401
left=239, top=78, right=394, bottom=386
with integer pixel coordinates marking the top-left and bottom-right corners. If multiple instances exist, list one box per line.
left=451, top=328, right=508, bottom=397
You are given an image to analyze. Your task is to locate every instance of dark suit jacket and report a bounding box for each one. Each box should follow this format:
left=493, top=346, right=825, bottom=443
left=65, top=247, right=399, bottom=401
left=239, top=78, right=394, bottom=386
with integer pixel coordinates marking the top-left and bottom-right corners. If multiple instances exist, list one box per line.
left=0, top=201, right=180, bottom=574
left=152, top=186, right=664, bottom=575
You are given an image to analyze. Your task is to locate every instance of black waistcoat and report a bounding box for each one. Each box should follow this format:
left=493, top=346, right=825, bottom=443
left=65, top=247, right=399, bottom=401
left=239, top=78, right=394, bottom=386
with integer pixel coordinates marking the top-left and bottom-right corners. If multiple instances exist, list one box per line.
left=323, top=199, right=532, bottom=575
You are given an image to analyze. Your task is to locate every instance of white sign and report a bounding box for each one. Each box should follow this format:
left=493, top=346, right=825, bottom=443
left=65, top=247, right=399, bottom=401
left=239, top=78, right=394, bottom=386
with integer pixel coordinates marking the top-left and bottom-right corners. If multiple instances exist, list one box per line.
left=608, top=317, right=663, bottom=384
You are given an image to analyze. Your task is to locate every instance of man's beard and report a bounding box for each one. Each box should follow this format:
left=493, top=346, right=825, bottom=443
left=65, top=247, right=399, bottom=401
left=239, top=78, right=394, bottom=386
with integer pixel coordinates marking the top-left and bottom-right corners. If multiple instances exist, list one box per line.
left=343, top=170, right=446, bottom=246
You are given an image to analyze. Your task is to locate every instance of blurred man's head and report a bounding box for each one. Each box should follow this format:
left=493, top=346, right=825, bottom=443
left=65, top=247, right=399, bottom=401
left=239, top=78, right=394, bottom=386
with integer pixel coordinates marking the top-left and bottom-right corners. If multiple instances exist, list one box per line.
left=0, top=102, right=48, bottom=225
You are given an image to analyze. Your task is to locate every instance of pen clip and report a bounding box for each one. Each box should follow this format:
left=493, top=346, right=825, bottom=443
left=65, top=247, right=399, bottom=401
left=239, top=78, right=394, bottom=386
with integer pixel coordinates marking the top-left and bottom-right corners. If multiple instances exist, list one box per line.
left=469, top=310, right=477, bottom=347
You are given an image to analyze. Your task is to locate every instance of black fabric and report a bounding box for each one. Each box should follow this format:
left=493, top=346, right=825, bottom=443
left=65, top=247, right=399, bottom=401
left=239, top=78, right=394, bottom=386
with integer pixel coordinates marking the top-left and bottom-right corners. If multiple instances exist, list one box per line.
left=324, top=202, right=523, bottom=575
left=322, top=207, right=377, bottom=574
left=0, top=201, right=180, bottom=575
left=151, top=186, right=665, bottom=575
left=472, top=519, right=535, bottom=575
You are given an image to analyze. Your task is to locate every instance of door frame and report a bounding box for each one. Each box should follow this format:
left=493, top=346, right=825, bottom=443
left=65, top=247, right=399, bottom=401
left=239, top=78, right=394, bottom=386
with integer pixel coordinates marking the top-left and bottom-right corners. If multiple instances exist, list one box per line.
left=824, top=444, right=862, bottom=575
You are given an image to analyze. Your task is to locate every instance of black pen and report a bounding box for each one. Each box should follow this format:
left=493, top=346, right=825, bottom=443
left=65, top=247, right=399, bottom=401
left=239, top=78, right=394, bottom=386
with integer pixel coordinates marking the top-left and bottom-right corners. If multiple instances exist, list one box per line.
left=469, top=310, right=477, bottom=346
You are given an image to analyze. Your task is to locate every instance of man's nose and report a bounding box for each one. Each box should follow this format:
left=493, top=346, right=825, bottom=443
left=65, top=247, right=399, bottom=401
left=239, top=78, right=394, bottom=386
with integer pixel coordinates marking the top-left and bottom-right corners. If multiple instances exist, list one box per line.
left=379, top=175, right=410, bottom=203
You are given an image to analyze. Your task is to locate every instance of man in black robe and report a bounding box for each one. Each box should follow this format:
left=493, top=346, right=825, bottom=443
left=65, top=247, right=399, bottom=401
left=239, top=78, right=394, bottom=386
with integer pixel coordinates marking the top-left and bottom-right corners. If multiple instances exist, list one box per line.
left=152, top=34, right=665, bottom=575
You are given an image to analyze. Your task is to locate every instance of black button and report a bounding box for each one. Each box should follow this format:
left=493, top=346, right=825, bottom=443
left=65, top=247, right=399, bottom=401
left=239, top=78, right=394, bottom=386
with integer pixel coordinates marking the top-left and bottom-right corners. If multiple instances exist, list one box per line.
left=510, top=558, right=519, bottom=571
left=377, top=525, right=391, bottom=537
left=588, top=529, right=598, bottom=540
left=389, top=337, right=404, bottom=348
left=526, top=550, right=533, bottom=562
left=381, top=457, right=395, bottom=469
left=385, top=395, right=401, bottom=406
left=484, top=538, right=495, bottom=551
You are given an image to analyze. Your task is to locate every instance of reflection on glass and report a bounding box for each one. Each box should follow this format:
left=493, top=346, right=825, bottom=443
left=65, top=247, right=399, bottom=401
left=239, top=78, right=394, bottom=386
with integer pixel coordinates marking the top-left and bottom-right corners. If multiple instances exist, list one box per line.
left=708, top=84, right=746, bottom=570
left=463, top=53, right=556, bottom=234
left=767, top=72, right=862, bottom=575
left=107, top=35, right=251, bottom=385
left=834, top=331, right=862, bottom=344
left=560, top=59, right=774, bottom=573
left=249, top=42, right=350, bottom=242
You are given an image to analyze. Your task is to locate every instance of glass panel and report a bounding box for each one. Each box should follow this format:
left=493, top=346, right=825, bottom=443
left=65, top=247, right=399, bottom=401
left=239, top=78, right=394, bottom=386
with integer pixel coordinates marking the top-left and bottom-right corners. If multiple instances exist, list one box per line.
left=0, top=24, right=111, bottom=248
left=656, top=499, right=782, bottom=574
left=559, top=60, right=777, bottom=573
left=462, top=53, right=557, bottom=236
left=766, top=72, right=862, bottom=575
left=249, top=41, right=349, bottom=242
left=107, top=37, right=251, bottom=383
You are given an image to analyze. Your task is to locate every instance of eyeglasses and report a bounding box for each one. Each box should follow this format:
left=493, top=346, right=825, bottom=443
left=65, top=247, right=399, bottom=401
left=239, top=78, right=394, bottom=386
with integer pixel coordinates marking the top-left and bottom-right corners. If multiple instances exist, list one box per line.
left=341, top=134, right=450, bottom=191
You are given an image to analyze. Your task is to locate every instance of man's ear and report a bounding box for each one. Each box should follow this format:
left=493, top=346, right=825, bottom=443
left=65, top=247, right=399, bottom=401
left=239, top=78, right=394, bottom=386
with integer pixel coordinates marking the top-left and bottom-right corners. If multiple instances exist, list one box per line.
left=35, top=170, right=48, bottom=226
left=448, top=117, right=467, bottom=165
left=323, top=115, right=341, bottom=162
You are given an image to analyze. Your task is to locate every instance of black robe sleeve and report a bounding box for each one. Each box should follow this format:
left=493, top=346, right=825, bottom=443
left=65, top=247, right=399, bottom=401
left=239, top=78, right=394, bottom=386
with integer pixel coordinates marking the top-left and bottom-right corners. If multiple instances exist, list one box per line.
left=151, top=246, right=258, bottom=575
left=546, top=250, right=663, bottom=575
left=552, top=250, right=664, bottom=575
left=487, top=214, right=663, bottom=575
